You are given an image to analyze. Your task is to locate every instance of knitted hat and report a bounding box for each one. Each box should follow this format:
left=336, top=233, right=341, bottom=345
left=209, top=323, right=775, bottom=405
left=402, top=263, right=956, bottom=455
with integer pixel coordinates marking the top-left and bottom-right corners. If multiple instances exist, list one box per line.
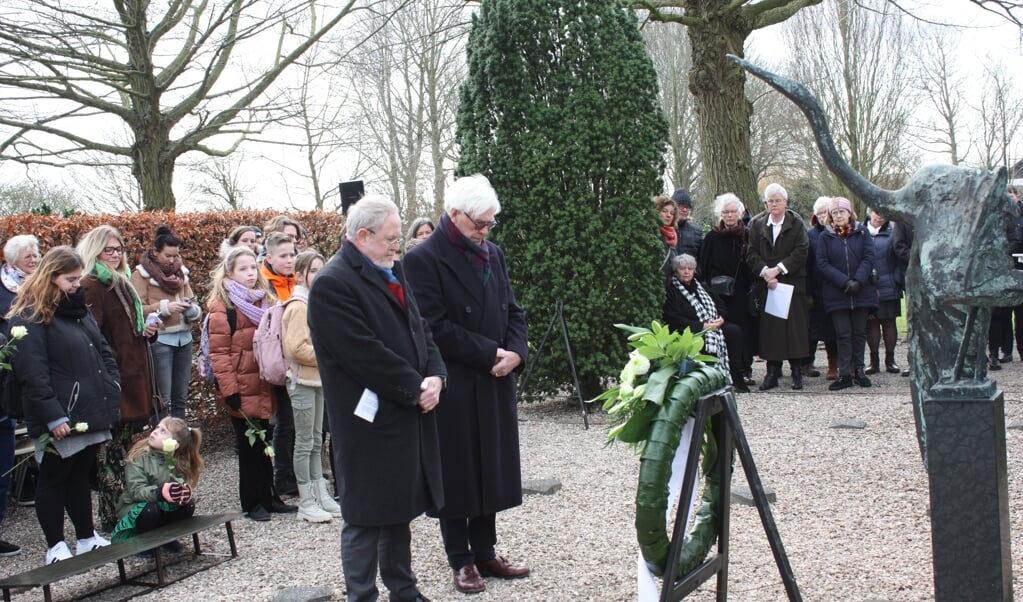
left=831, top=197, right=853, bottom=213
left=671, top=188, right=693, bottom=208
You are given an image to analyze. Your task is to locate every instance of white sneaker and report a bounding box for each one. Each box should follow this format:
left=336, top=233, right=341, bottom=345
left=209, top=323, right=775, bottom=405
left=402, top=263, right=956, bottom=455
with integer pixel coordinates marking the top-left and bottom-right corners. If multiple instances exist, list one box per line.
left=75, top=531, right=111, bottom=555
left=46, top=541, right=73, bottom=564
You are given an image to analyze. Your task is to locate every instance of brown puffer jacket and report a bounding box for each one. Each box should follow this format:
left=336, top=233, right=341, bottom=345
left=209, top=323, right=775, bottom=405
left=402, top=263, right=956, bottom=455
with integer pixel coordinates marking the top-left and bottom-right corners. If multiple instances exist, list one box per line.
left=207, top=298, right=274, bottom=420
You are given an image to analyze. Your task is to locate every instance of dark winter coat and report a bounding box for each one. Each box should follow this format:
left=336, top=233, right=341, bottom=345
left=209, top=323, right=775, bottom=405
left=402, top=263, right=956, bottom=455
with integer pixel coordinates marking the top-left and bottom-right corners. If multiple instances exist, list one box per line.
left=663, top=277, right=727, bottom=334
left=404, top=227, right=528, bottom=519
left=675, top=219, right=704, bottom=260
left=698, top=224, right=753, bottom=333
left=82, top=276, right=158, bottom=423
left=816, top=222, right=879, bottom=313
left=746, top=209, right=810, bottom=360
left=868, top=221, right=904, bottom=303
left=309, top=240, right=446, bottom=526
left=208, top=298, right=274, bottom=420
left=10, top=306, right=121, bottom=439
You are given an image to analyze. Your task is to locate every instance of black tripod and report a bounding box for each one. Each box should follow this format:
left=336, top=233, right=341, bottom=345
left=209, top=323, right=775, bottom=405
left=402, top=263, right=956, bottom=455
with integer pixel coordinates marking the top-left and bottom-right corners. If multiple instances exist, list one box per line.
left=518, top=300, right=589, bottom=429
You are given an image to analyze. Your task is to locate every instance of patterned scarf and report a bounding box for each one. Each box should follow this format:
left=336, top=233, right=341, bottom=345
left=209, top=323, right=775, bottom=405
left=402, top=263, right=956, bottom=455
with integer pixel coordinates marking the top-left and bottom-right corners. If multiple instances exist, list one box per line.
left=138, top=249, right=184, bottom=295
left=225, top=279, right=267, bottom=326
left=671, top=276, right=729, bottom=376
left=92, top=262, right=145, bottom=334
left=835, top=223, right=855, bottom=238
left=441, top=213, right=491, bottom=285
left=0, top=262, right=27, bottom=293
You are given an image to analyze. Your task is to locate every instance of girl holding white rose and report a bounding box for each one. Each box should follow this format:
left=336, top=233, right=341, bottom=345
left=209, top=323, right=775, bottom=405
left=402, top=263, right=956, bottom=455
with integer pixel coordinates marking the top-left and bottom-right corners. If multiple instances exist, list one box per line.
left=111, top=417, right=203, bottom=549
left=6, top=246, right=122, bottom=564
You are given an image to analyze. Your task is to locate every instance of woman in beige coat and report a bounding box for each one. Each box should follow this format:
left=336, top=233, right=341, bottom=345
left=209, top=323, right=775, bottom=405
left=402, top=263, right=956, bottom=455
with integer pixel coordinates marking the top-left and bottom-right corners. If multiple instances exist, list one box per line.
left=282, top=250, right=340, bottom=522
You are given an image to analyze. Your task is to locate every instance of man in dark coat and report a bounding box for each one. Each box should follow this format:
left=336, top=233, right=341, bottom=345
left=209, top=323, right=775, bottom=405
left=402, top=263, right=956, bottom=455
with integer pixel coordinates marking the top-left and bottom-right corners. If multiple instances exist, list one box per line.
left=672, top=188, right=704, bottom=260
left=404, top=174, right=530, bottom=595
left=308, top=195, right=446, bottom=602
left=746, top=182, right=810, bottom=390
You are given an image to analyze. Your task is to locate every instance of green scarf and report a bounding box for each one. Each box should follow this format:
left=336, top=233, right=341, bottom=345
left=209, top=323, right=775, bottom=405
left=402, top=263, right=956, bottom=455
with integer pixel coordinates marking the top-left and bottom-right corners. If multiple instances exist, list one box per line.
left=93, top=262, right=145, bottom=334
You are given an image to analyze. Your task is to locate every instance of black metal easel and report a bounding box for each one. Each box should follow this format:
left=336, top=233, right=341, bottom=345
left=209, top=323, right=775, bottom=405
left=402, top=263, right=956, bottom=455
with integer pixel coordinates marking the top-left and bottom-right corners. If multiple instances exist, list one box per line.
left=518, top=300, right=589, bottom=429
left=659, top=389, right=801, bottom=601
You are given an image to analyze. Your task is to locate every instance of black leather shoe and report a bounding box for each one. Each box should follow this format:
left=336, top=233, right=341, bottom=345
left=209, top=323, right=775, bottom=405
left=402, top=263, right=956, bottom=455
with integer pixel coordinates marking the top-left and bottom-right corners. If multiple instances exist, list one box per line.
left=790, top=368, right=803, bottom=390
left=854, top=369, right=872, bottom=387
left=732, top=381, right=751, bottom=393
left=828, top=376, right=853, bottom=391
left=885, top=361, right=901, bottom=374
left=245, top=505, right=271, bottom=522
left=864, top=364, right=880, bottom=375
left=989, top=356, right=1002, bottom=371
left=1001, top=353, right=1013, bottom=363
left=269, top=498, right=298, bottom=513
left=759, top=372, right=779, bottom=391
left=802, top=365, right=821, bottom=377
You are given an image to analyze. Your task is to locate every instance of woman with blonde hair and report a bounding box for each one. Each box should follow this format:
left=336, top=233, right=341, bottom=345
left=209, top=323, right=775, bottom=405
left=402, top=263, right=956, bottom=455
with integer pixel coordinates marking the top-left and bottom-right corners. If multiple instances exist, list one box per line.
left=7, top=246, right=121, bottom=563
left=207, top=247, right=295, bottom=520
left=77, top=225, right=160, bottom=533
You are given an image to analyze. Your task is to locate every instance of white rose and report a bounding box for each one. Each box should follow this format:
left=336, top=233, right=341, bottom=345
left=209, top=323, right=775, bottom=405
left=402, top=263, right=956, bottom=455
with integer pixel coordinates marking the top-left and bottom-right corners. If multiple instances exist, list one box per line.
left=163, top=439, right=179, bottom=454
left=9, top=326, right=27, bottom=340
left=73, top=422, right=89, bottom=433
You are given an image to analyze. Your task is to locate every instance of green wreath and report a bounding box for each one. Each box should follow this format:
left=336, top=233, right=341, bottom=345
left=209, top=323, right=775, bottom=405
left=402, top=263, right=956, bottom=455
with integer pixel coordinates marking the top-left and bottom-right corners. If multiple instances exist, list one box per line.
left=594, top=321, right=730, bottom=577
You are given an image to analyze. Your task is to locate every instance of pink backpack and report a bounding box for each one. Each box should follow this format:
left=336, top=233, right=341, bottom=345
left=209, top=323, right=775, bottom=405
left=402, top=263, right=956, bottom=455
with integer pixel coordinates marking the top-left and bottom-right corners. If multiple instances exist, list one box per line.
left=252, top=299, right=299, bottom=386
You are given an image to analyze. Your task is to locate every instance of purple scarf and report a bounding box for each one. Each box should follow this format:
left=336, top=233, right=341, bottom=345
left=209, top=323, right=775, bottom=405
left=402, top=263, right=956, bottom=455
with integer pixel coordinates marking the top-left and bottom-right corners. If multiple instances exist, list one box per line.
left=441, top=213, right=491, bottom=285
left=225, top=279, right=267, bottom=325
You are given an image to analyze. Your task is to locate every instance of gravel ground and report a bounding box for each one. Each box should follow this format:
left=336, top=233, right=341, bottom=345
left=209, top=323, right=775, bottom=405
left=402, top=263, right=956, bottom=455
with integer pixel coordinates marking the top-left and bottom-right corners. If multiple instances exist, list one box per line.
left=3, top=349, right=1023, bottom=601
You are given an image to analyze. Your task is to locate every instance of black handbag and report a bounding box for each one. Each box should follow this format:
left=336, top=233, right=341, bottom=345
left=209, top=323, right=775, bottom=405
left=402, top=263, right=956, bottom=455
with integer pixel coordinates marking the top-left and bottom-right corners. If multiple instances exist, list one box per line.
left=709, top=275, right=736, bottom=297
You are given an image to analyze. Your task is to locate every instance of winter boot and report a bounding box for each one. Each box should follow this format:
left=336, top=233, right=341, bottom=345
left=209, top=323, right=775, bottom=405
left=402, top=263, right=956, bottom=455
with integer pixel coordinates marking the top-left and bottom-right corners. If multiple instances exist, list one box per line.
left=759, top=362, right=781, bottom=391
left=314, top=478, right=342, bottom=518
left=790, top=362, right=803, bottom=390
left=865, top=352, right=880, bottom=375
left=297, top=482, right=331, bottom=523
left=826, top=357, right=839, bottom=381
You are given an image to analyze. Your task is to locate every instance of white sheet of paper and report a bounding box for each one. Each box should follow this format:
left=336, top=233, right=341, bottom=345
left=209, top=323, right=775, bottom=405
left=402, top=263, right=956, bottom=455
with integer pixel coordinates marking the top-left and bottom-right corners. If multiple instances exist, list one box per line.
left=354, top=388, right=379, bottom=423
left=765, top=282, right=794, bottom=319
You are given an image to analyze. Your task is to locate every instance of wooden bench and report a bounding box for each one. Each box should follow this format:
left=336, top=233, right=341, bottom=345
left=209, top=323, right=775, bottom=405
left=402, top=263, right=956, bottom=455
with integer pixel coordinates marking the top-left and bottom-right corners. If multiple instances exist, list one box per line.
left=0, top=512, right=242, bottom=602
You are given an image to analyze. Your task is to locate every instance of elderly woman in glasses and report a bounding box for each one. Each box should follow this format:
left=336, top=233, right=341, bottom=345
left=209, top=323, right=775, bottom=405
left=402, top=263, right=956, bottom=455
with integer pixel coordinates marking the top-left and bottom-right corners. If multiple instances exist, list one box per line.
left=404, top=174, right=530, bottom=595
left=664, top=253, right=749, bottom=393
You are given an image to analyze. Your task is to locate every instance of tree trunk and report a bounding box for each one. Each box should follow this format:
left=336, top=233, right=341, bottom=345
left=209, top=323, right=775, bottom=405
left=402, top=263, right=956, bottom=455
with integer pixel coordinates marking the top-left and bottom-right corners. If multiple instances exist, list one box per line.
left=132, top=131, right=178, bottom=211
left=687, top=15, right=758, bottom=207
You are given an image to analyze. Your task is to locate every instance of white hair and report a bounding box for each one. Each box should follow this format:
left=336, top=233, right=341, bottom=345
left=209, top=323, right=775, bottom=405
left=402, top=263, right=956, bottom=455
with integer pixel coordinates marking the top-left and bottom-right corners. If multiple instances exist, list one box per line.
left=813, top=196, right=832, bottom=213
left=763, top=183, right=788, bottom=202
left=346, top=194, right=399, bottom=236
left=3, top=235, right=39, bottom=265
left=445, top=174, right=501, bottom=217
left=713, top=193, right=745, bottom=219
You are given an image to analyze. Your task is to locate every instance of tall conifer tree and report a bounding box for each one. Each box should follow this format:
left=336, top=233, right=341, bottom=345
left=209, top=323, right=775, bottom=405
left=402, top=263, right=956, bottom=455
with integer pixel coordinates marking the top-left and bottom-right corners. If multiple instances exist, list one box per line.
left=457, top=0, right=669, bottom=396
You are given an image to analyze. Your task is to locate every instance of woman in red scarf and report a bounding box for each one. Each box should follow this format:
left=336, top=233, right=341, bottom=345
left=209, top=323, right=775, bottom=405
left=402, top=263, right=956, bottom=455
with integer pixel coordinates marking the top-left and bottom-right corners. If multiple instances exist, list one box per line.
left=655, top=196, right=678, bottom=251
left=131, top=227, right=202, bottom=420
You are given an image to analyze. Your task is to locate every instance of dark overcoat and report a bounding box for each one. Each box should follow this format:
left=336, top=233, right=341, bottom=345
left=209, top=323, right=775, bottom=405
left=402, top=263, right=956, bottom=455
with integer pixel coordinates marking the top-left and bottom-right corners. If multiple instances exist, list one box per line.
left=82, top=276, right=157, bottom=423
left=308, top=240, right=446, bottom=526
left=746, top=208, right=810, bottom=361
left=404, top=228, right=528, bottom=519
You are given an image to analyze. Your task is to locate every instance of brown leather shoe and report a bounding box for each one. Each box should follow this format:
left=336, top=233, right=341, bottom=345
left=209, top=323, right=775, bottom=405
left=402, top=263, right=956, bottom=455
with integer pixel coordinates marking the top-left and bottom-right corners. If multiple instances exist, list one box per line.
left=453, top=564, right=485, bottom=594
left=477, top=555, right=530, bottom=579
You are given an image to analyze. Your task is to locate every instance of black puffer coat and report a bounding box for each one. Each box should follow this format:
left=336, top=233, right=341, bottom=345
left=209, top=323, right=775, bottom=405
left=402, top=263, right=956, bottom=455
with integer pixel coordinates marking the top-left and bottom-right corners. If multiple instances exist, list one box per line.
left=9, top=295, right=121, bottom=438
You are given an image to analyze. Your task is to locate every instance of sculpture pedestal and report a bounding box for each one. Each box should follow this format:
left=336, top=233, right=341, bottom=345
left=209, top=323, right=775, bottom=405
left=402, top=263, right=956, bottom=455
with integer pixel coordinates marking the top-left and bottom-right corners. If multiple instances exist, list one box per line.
left=923, top=388, right=1012, bottom=601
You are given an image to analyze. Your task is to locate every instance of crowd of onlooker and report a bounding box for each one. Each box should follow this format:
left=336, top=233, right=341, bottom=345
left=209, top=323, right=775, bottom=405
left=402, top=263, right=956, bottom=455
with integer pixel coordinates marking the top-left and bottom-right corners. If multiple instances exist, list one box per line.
left=659, top=183, right=1023, bottom=393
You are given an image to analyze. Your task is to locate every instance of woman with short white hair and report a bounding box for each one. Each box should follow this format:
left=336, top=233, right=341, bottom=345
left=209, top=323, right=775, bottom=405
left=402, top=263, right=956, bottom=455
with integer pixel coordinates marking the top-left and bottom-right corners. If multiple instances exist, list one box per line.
left=698, top=193, right=755, bottom=387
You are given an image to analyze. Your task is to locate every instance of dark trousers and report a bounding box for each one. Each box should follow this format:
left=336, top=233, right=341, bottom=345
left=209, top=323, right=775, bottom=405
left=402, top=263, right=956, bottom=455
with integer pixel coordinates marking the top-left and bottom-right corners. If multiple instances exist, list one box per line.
left=439, top=514, right=497, bottom=570
left=341, top=521, right=418, bottom=602
left=272, top=385, right=296, bottom=489
left=36, top=444, right=99, bottom=547
left=230, top=416, right=274, bottom=513
left=989, top=307, right=1012, bottom=356
left=719, top=322, right=745, bottom=383
left=135, top=501, right=195, bottom=534
left=1014, top=304, right=1023, bottom=356
left=831, top=307, right=869, bottom=376
left=0, top=417, right=13, bottom=524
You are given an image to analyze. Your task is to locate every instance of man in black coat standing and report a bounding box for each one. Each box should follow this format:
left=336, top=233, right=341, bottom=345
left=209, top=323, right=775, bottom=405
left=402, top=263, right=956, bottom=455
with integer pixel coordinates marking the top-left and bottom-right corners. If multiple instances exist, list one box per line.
left=404, top=174, right=530, bottom=595
left=308, top=195, right=446, bottom=602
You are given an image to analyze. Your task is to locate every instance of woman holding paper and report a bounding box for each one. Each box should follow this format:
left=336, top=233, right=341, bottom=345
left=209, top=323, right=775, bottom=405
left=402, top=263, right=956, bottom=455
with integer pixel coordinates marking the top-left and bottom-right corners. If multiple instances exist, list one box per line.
left=745, top=183, right=810, bottom=391
left=815, top=197, right=878, bottom=391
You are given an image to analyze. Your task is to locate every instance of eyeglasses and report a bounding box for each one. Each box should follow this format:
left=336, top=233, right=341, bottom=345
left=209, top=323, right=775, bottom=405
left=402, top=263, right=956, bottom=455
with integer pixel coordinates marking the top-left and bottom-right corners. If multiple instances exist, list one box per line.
left=765, top=198, right=786, bottom=205
left=102, top=246, right=123, bottom=255
left=462, top=213, right=498, bottom=232
left=365, top=229, right=401, bottom=248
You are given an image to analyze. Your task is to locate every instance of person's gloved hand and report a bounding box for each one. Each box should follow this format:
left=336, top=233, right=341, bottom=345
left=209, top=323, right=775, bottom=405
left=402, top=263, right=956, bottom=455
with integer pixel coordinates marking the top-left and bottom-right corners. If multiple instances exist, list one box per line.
left=844, top=280, right=861, bottom=295
left=224, top=394, right=241, bottom=411
left=160, top=482, right=177, bottom=503
left=175, top=483, right=193, bottom=505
